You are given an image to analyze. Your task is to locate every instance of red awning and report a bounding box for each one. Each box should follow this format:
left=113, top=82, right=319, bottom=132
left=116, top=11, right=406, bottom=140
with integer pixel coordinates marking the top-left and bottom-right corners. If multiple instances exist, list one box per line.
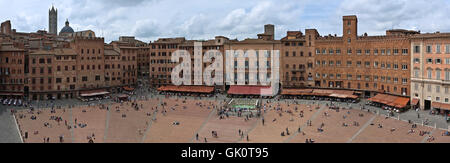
left=369, top=94, right=409, bottom=108
left=123, top=86, right=135, bottom=91
left=440, top=103, right=450, bottom=111
left=432, top=102, right=450, bottom=111
left=228, top=85, right=273, bottom=96
left=393, top=97, right=410, bottom=108
left=157, top=85, right=214, bottom=93
left=281, top=89, right=313, bottom=96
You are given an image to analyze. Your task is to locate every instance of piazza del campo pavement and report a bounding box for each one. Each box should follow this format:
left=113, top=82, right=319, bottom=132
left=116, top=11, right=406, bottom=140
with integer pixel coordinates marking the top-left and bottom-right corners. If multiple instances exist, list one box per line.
left=1, top=3, right=450, bottom=144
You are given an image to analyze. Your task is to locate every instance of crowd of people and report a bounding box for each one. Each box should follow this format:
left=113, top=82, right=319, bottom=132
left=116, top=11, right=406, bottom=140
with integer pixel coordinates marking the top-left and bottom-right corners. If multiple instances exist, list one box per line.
left=9, top=85, right=450, bottom=143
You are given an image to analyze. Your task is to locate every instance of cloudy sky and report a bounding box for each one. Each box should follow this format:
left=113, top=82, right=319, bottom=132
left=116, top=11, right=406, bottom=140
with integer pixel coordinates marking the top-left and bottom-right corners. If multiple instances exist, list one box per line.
left=1, top=0, right=449, bottom=43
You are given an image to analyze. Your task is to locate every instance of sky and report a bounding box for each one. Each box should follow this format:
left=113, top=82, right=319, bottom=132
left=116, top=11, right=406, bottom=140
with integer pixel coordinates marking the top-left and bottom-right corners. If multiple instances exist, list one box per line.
left=0, top=0, right=449, bottom=43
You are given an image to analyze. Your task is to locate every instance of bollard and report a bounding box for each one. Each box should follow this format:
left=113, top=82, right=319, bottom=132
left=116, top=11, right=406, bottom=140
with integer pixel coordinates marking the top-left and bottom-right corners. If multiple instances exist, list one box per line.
left=422, top=120, right=424, bottom=126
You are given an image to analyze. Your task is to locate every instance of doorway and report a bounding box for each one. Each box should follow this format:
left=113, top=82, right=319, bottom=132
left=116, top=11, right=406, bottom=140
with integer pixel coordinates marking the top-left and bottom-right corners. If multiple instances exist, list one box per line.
left=424, top=100, right=431, bottom=110
left=364, top=91, right=371, bottom=98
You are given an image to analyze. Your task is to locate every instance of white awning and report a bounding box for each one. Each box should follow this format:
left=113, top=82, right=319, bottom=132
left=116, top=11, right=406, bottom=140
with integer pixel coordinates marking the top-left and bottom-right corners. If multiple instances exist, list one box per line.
left=80, top=91, right=110, bottom=97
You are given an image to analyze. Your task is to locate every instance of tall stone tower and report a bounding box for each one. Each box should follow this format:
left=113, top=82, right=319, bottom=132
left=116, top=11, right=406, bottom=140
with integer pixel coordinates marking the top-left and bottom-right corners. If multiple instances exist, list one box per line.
left=264, top=24, right=275, bottom=40
left=49, top=5, right=57, bottom=35
left=343, top=15, right=357, bottom=45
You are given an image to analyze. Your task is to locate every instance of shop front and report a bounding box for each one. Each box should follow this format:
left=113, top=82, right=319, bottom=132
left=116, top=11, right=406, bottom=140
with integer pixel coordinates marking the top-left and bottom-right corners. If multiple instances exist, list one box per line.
left=431, top=102, right=450, bottom=122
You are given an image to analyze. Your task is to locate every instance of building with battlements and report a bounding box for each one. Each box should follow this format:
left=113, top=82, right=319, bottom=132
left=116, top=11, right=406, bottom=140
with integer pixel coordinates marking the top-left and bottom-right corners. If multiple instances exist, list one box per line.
left=313, top=15, right=415, bottom=97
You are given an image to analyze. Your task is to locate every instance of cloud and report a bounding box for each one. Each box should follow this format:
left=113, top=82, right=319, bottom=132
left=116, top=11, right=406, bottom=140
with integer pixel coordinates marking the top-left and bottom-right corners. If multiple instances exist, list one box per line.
left=1, top=0, right=450, bottom=43
left=336, top=0, right=450, bottom=35
left=216, top=1, right=305, bottom=38
left=97, top=0, right=149, bottom=7
left=163, top=0, right=308, bottom=40
left=115, top=0, right=309, bottom=42
left=133, top=19, right=162, bottom=40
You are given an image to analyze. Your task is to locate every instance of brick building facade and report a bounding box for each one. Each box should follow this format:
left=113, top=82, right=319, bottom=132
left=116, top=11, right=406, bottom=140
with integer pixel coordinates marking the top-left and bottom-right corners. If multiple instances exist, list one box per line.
left=70, top=37, right=106, bottom=91
left=147, top=25, right=279, bottom=92
left=0, top=20, right=138, bottom=100
left=313, top=16, right=413, bottom=97
left=3, top=13, right=450, bottom=108
left=410, top=34, right=450, bottom=111
left=280, top=30, right=316, bottom=88
left=0, top=42, right=26, bottom=97
left=149, top=37, right=186, bottom=88
left=117, top=36, right=150, bottom=81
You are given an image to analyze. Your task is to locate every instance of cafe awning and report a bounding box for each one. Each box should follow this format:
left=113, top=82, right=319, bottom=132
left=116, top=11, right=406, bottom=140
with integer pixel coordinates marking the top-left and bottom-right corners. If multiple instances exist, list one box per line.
left=117, top=94, right=129, bottom=98
left=123, top=86, right=135, bottom=91
left=432, top=102, right=450, bottom=111
left=281, top=89, right=313, bottom=96
left=0, top=92, right=24, bottom=96
left=228, top=85, right=274, bottom=96
left=281, top=89, right=357, bottom=99
left=393, top=97, right=410, bottom=108
left=80, top=89, right=110, bottom=97
left=328, top=93, right=358, bottom=99
left=157, top=85, right=214, bottom=93
left=368, top=94, right=409, bottom=108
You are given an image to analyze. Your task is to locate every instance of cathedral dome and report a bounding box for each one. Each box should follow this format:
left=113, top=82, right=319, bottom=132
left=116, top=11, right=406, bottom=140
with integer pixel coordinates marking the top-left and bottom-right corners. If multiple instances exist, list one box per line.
left=60, top=19, right=74, bottom=34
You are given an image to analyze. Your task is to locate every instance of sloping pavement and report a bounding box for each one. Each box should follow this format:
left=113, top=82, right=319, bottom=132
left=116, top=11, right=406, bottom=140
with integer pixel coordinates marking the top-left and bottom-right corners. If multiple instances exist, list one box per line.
left=0, top=109, right=22, bottom=143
